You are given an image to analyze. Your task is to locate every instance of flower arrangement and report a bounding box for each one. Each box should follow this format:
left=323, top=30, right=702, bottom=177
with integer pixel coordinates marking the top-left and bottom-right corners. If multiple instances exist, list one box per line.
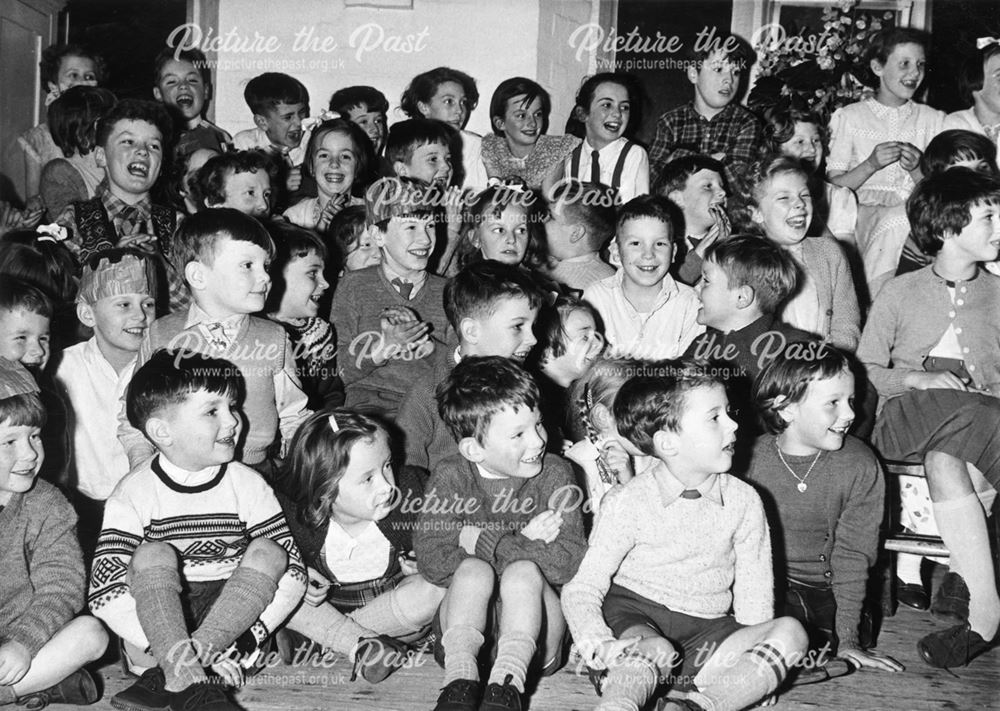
left=748, top=0, right=896, bottom=120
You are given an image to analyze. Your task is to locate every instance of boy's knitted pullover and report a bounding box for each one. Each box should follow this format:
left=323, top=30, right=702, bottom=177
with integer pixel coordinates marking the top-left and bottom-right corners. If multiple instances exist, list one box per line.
left=857, top=266, right=1000, bottom=403
left=562, top=461, right=773, bottom=647
left=88, top=455, right=307, bottom=649
left=0, top=480, right=85, bottom=657
left=396, top=335, right=461, bottom=471
left=414, top=453, right=586, bottom=587
left=330, top=265, right=449, bottom=414
left=118, top=307, right=310, bottom=469
left=745, top=434, right=883, bottom=648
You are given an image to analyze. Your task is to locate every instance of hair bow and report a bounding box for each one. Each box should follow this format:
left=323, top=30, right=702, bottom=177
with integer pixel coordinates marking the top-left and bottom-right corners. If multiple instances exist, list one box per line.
left=302, top=109, right=342, bottom=134
left=977, top=37, right=1000, bottom=50
left=36, top=223, right=68, bottom=243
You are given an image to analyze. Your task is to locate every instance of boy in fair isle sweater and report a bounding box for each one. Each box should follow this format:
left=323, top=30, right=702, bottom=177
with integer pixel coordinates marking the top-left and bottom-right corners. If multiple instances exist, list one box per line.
left=415, top=356, right=586, bottom=711
left=561, top=363, right=807, bottom=711
left=117, top=208, right=311, bottom=474
left=331, top=176, right=449, bottom=416
left=90, top=350, right=306, bottom=711
left=0, top=357, right=108, bottom=709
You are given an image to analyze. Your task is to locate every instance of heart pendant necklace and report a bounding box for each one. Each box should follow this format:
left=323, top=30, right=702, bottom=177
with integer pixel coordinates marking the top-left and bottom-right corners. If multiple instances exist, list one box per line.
left=775, top=440, right=822, bottom=493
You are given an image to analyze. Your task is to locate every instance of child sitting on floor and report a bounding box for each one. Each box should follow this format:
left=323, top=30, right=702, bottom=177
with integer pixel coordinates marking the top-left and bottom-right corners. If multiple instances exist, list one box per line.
left=90, top=350, right=307, bottom=710
left=0, top=357, right=108, bottom=709
left=562, top=362, right=807, bottom=711
left=748, top=348, right=903, bottom=674
left=276, top=408, right=443, bottom=682
left=415, top=356, right=586, bottom=711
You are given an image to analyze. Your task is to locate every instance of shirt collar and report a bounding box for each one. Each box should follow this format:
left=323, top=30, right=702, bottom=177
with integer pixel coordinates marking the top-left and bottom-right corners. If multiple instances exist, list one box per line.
left=612, top=267, right=680, bottom=305
left=380, top=261, right=427, bottom=290
left=650, top=459, right=725, bottom=507
left=99, top=179, right=152, bottom=220
left=866, top=98, right=914, bottom=121
left=155, top=453, right=223, bottom=489
left=184, top=302, right=248, bottom=331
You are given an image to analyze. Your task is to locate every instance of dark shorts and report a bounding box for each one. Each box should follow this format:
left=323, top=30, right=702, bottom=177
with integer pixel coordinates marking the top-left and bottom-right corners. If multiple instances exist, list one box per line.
left=602, top=584, right=743, bottom=688
left=781, top=579, right=837, bottom=655
left=182, top=579, right=227, bottom=630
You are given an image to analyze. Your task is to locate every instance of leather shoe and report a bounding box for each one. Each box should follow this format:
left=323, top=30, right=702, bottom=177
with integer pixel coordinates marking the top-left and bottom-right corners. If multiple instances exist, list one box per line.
left=930, top=572, right=969, bottom=624
left=897, top=580, right=929, bottom=610
left=918, top=623, right=994, bottom=668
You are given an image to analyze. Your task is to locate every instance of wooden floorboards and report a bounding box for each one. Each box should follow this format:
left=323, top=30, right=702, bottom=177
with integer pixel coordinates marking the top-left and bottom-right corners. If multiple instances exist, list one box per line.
left=49, top=605, right=998, bottom=710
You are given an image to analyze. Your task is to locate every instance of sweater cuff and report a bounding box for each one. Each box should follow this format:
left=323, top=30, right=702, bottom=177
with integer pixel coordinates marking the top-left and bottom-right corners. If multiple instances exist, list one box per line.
left=8, top=624, right=47, bottom=659
left=474, top=526, right=509, bottom=563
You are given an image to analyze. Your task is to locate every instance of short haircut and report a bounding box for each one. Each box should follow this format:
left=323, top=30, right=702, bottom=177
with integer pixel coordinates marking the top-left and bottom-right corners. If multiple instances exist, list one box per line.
left=436, top=355, right=539, bottom=443
left=400, top=67, right=480, bottom=120
left=284, top=408, right=388, bottom=528
left=960, top=42, right=1000, bottom=106
left=0, top=391, right=46, bottom=428
left=548, top=180, right=616, bottom=251
left=0, top=277, right=53, bottom=319
left=126, top=349, right=243, bottom=435
left=758, top=98, right=826, bottom=155
left=302, top=118, right=374, bottom=197
left=40, top=44, right=106, bottom=88
left=489, top=77, right=550, bottom=136
left=444, top=260, right=544, bottom=331
left=530, top=294, right=602, bottom=368
left=329, top=85, right=389, bottom=115
left=616, top=194, right=683, bottom=240
left=386, top=118, right=454, bottom=166
left=687, top=31, right=756, bottom=72
left=863, top=28, right=929, bottom=87
left=243, top=72, right=309, bottom=115
left=907, top=167, right=1000, bottom=257
left=920, top=129, right=999, bottom=177
left=263, top=219, right=327, bottom=313
left=48, top=85, right=116, bottom=158
left=326, top=204, right=367, bottom=264
left=654, top=155, right=728, bottom=197
left=195, top=150, right=276, bottom=208
left=152, top=47, right=211, bottom=87
left=172, top=207, right=275, bottom=271
left=753, top=347, right=852, bottom=434
left=703, top=234, right=798, bottom=315
left=613, top=361, right=723, bottom=456
left=96, top=98, right=173, bottom=151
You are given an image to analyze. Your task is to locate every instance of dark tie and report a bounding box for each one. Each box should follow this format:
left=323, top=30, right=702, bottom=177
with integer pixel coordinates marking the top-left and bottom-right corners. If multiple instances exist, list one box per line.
left=119, top=205, right=142, bottom=236
left=680, top=489, right=701, bottom=500
left=392, top=278, right=413, bottom=300
left=590, top=150, right=601, bottom=184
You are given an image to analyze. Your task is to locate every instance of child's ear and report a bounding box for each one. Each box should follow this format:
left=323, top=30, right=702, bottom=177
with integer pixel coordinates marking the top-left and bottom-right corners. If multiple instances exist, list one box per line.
left=750, top=206, right=764, bottom=225
left=609, top=242, right=622, bottom=267
left=76, top=301, right=97, bottom=328
left=652, top=427, right=678, bottom=459
left=94, top=146, right=107, bottom=169
left=416, top=100, right=431, bottom=118
left=153, top=86, right=164, bottom=102
left=869, top=58, right=885, bottom=80
left=458, top=436, right=484, bottom=463
left=393, top=161, right=411, bottom=178
left=591, top=403, right=615, bottom=434
left=46, top=80, right=59, bottom=95
left=492, top=115, right=506, bottom=133
left=459, top=317, right=479, bottom=345
left=569, top=223, right=588, bottom=245
left=735, top=284, right=756, bottom=309
left=772, top=394, right=794, bottom=424
left=368, top=224, right=387, bottom=249
left=144, top=416, right=172, bottom=449
left=184, top=260, right=207, bottom=291
left=572, top=105, right=588, bottom=123
left=667, top=189, right=684, bottom=208
left=252, top=113, right=269, bottom=131
left=686, top=64, right=701, bottom=86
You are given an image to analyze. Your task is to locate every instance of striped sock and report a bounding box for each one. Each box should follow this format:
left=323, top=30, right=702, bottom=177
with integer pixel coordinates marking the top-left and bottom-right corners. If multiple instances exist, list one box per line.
left=691, top=642, right=790, bottom=711
left=595, top=651, right=659, bottom=711
left=442, top=625, right=484, bottom=685
left=487, top=631, right=536, bottom=692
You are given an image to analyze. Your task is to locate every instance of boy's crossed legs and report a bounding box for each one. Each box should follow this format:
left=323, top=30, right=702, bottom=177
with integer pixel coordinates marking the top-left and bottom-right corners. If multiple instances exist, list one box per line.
left=116, top=538, right=287, bottom=709
left=435, top=557, right=566, bottom=711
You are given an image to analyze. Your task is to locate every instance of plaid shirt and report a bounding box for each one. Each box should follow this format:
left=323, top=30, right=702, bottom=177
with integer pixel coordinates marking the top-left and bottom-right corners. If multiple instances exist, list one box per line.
left=648, top=102, right=763, bottom=193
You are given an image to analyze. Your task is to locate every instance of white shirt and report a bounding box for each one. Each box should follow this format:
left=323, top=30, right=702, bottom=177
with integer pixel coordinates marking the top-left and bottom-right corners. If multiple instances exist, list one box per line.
left=583, top=269, right=704, bottom=360
left=232, top=126, right=308, bottom=167
left=323, top=519, right=391, bottom=583
left=56, top=337, right=134, bottom=500
left=564, top=137, right=650, bottom=203
left=460, top=131, right=489, bottom=192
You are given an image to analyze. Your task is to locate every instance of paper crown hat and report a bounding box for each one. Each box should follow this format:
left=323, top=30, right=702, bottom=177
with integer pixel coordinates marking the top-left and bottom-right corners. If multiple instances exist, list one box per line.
left=78, top=251, right=152, bottom=305
left=0, top=357, right=39, bottom=400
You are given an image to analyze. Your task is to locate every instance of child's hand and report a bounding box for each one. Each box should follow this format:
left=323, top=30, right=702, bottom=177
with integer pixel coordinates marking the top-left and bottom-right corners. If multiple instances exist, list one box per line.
left=0, top=640, right=31, bottom=686
left=865, top=142, right=902, bottom=171
left=0, top=202, right=21, bottom=239
left=897, top=143, right=922, bottom=172
left=399, top=554, right=420, bottom=576
left=376, top=307, right=431, bottom=364
left=600, top=440, right=635, bottom=485
left=304, top=566, right=332, bottom=606
left=17, top=197, right=44, bottom=229
left=520, top=510, right=563, bottom=543
left=840, top=646, right=904, bottom=672
left=317, top=193, right=350, bottom=232
left=904, top=371, right=968, bottom=391
left=697, top=205, right=731, bottom=255
left=285, top=166, right=303, bottom=193
left=576, top=636, right=640, bottom=670
left=210, top=647, right=246, bottom=687
left=119, top=232, right=159, bottom=251
left=459, top=525, right=482, bottom=554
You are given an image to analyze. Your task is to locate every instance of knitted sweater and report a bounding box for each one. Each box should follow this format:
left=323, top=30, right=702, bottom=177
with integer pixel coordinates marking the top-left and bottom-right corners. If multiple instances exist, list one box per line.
left=548, top=254, right=616, bottom=293
left=88, top=455, right=307, bottom=649
left=330, top=265, right=449, bottom=415
left=414, top=454, right=586, bottom=588
left=857, top=266, right=1000, bottom=404
left=396, top=336, right=461, bottom=471
left=562, top=461, right=773, bottom=648
left=745, top=434, right=884, bottom=648
left=0, top=480, right=85, bottom=657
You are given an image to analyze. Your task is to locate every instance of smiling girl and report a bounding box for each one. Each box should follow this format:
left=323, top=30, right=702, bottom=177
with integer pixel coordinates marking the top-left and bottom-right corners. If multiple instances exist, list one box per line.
left=284, top=119, right=373, bottom=231
left=480, top=77, right=580, bottom=194
left=564, top=72, right=649, bottom=202
left=452, top=182, right=549, bottom=274
left=827, top=28, right=944, bottom=298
